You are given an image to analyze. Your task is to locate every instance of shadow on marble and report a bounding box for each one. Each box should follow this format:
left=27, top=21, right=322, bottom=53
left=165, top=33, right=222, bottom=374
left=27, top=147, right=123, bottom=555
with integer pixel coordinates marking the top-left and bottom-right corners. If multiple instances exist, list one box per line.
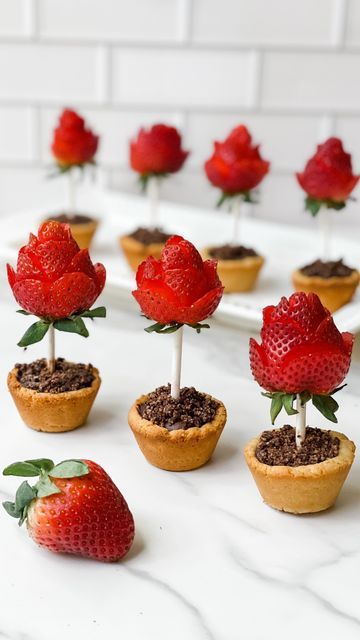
left=125, top=530, right=146, bottom=561
left=207, top=442, right=240, bottom=468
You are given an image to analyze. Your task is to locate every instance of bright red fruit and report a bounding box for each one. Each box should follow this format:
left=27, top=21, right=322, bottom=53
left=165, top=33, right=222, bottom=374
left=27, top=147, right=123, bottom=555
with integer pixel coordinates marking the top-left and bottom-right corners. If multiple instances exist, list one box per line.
left=7, top=221, right=106, bottom=320
left=3, top=459, right=135, bottom=562
left=130, top=124, right=189, bottom=176
left=51, top=108, right=99, bottom=168
left=250, top=292, right=354, bottom=394
left=133, top=235, right=224, bottom=324
left=204, top=125, right=270, bottom=195
left=297, top=137, right=359, bottom=205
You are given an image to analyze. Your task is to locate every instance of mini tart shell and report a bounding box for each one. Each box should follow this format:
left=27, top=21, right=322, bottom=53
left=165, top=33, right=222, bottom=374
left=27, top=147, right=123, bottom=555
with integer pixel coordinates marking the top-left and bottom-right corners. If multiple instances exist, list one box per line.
left=128, top=392, right=227, bottom=471
left=7, top=365, right=101, bottom=433
left=292, top=268, right=360, bottom=313
left=119, top=234, right=167, bottom=272
left=203, top=247, right=264, bottom=293
left=244, top=429, right=355, bottom=514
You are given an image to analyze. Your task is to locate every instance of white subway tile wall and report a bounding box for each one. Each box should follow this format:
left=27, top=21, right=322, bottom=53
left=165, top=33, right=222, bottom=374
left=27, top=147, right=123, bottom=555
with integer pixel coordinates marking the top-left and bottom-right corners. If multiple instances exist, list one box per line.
left=0, top=0, right=359, bottom=230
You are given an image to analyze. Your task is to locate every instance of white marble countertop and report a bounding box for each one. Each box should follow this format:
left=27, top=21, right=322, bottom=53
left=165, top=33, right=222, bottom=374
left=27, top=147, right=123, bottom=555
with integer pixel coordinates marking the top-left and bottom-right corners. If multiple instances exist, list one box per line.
left=1, top=286, right=360, bottom=640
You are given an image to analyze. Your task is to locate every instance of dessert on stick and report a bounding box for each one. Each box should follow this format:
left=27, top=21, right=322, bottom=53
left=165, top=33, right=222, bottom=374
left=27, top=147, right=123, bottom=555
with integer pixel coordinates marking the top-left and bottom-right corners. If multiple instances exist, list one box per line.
left=293, top=138, right=360, bottom=311
left=244, top=292, right=355, bottom=514
left=2, top=458, right=134, bottom=562
left=203, top=125, right=269, bottom=293
left=120, top=124, right=189, bottom=271
left=47, top=108, right=100, bottom=249
left=7, top=221, right=106, bottom=432
left=128, top=235, right=227, bottom=471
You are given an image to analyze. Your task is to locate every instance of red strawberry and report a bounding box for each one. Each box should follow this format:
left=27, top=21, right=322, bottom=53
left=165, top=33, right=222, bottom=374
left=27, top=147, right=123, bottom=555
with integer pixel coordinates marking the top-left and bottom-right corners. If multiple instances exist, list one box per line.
left=133, top=235, right=224, bottom=325
left=7, top=221, right=105, bottom=320
left=3, top=458, right=135, bottom=562
left=249, top=292, right=354, bottom=395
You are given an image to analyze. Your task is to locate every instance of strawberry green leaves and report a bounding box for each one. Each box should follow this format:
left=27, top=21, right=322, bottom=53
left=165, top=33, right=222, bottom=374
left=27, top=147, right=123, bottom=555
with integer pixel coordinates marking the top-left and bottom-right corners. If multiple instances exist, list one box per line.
left=16, top=306, right=106, bottom=347
left=262, top=387, right=345, bottom=425
left=145, top=321, right=210, bottom=334
left=305, top=196, right=346, bottom=217
left=2, top=458, right=89, bottom=526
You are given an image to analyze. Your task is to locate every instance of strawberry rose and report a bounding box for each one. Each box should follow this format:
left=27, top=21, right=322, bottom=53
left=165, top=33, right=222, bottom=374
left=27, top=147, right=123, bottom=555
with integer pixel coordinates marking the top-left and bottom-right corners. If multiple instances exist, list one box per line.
left=133, top=235, right=224, bottom=328
left=130, top=124, right=189, bottom=178
left=296, top=138, right=359, bottom=215
left=205, top=125, right=270, bottom=198
left=51, top=108, right=98, bottom=170
left=8, top=221, right=105, bottom=322
left=250, top=292, right=353, bottom=424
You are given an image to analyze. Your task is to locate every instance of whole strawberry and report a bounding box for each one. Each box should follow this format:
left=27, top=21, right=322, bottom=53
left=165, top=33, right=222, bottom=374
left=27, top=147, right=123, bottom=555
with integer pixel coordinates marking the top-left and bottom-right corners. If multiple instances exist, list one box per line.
left=3, top=458, right=135, bottom=562
left=130, top=123, right=189, bottom=180
left=52, top=108, right=99, bottom=171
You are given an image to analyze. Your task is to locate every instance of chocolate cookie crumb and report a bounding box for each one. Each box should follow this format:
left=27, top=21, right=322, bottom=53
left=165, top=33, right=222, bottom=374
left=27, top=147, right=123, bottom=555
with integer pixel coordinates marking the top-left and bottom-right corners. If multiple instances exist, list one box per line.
left=15, top=358, right=95, bottom=393
left=256, top=425, right=340, bottom=466
left=47, top=213, right=94, bottom=224
left=300, top=259, right=356, bottom=279
left=209, top=244, right=258, bottom=260
left=129, top=227, right=172, bottom=245
left=138, top=384, right=219, bottom=430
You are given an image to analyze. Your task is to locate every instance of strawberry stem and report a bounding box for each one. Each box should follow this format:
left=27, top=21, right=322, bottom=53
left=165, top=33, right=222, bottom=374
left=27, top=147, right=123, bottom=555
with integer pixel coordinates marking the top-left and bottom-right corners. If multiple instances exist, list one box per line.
left=295, top=393, right=306, bottom=448
left=147, top=175, right=160, bottom=229
left=231, top=195, right=242, bottom=245
left=66, top=168, right=77, bottom=219
left=48, top=324, right=55, bottom=373
left=171, top=324, right=183, bottom=400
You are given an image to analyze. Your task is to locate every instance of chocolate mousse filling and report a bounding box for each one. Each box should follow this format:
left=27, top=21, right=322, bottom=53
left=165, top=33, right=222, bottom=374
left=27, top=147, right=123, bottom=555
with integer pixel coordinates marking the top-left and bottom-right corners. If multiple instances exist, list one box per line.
left=129, top=227, right=172, bottom=245
left=300, top=259, right=356, bottom=279
left=138, top=384, right=219, bottom=430
left=47, top=213, right=94, bottom=224
left=255, top=425, right=339, bottom=466
left=209, top=244, right=258, bottom=260
left=15, top=358, right=95, bottom=393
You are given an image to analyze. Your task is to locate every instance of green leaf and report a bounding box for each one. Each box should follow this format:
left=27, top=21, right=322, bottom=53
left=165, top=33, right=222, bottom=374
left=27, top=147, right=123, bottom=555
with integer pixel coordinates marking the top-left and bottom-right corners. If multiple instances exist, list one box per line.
left=305, top=197, right=322, bottom=217
left=3, top=461, right=41, bottom=477
left=282, top=393, right=298, bottom=416
left=54, top=317, right=89, bottom=338
left=2, top=501, right=21, bottom=518
left=15, top=481, right=36, bottom=514
left=187, top=322, right=210, bottom=334
left=36, top=475, right=61, bottom=498
left=326, top=200, right=346, bottom=211
left=80, top=307, right=106, bottom=319
left=50, top=460, right=89, bottom=479
left=17, top=321, right=50, bottom=347
left=270, top=394, right=284, bottom=425
left=24, top=459, right=54, bottom=473
left=312, top=394, right=339, bottom=423
left=332, top=384, right=347, bottom=395
left=145, top=321, right=183, bottom=334
left=16, top=309, right=31, bottom=316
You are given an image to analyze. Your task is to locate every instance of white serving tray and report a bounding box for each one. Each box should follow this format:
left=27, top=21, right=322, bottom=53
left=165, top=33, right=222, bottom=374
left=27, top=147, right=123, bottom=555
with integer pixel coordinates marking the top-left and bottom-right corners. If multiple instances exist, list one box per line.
left=0, top=186, right=359, bottom=333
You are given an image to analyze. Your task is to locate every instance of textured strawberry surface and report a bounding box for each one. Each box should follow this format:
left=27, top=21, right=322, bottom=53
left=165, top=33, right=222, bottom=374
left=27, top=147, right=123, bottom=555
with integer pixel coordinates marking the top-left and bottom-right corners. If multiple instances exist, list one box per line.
left=130, top=124, right=189, bottom=175
left=205, top=125, right=269, bottom=195
left=51, top=109, right=98, bottom=167
left=7, top=221, right=106, bottom=319
left=27, top=460, right=135, bottom=562
left=297, top=137, right=359, bottom=202
left=133, top=235, right=224, bottom=324
left=250, top=292, right=354, bottom=394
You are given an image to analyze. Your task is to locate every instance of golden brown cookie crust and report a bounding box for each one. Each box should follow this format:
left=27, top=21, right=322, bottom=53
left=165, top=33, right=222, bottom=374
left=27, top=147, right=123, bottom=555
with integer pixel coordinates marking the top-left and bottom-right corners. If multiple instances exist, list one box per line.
left=292, top=268, right=359, bottom=312
left=128, top=392, right=227, bottom=471
left=244, top=429, right=355, bottom=514
left=8, top=365, right=101, bottom=433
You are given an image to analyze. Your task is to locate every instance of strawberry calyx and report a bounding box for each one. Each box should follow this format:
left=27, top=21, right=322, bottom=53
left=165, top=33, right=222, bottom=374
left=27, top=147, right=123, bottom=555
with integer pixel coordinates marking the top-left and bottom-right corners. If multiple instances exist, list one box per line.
left=138, top=172, right=169, bottom=192
left=262, top=385, right=346, bottom=425
left=305, top=196, right=347, bottom=216
left=217, top=190, right=256, bottom=208
left=2, top=459, right=89, bottom=526
left=16, top=306, right=106, bottom=347
left=144, top=320, right=210, bottom=334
